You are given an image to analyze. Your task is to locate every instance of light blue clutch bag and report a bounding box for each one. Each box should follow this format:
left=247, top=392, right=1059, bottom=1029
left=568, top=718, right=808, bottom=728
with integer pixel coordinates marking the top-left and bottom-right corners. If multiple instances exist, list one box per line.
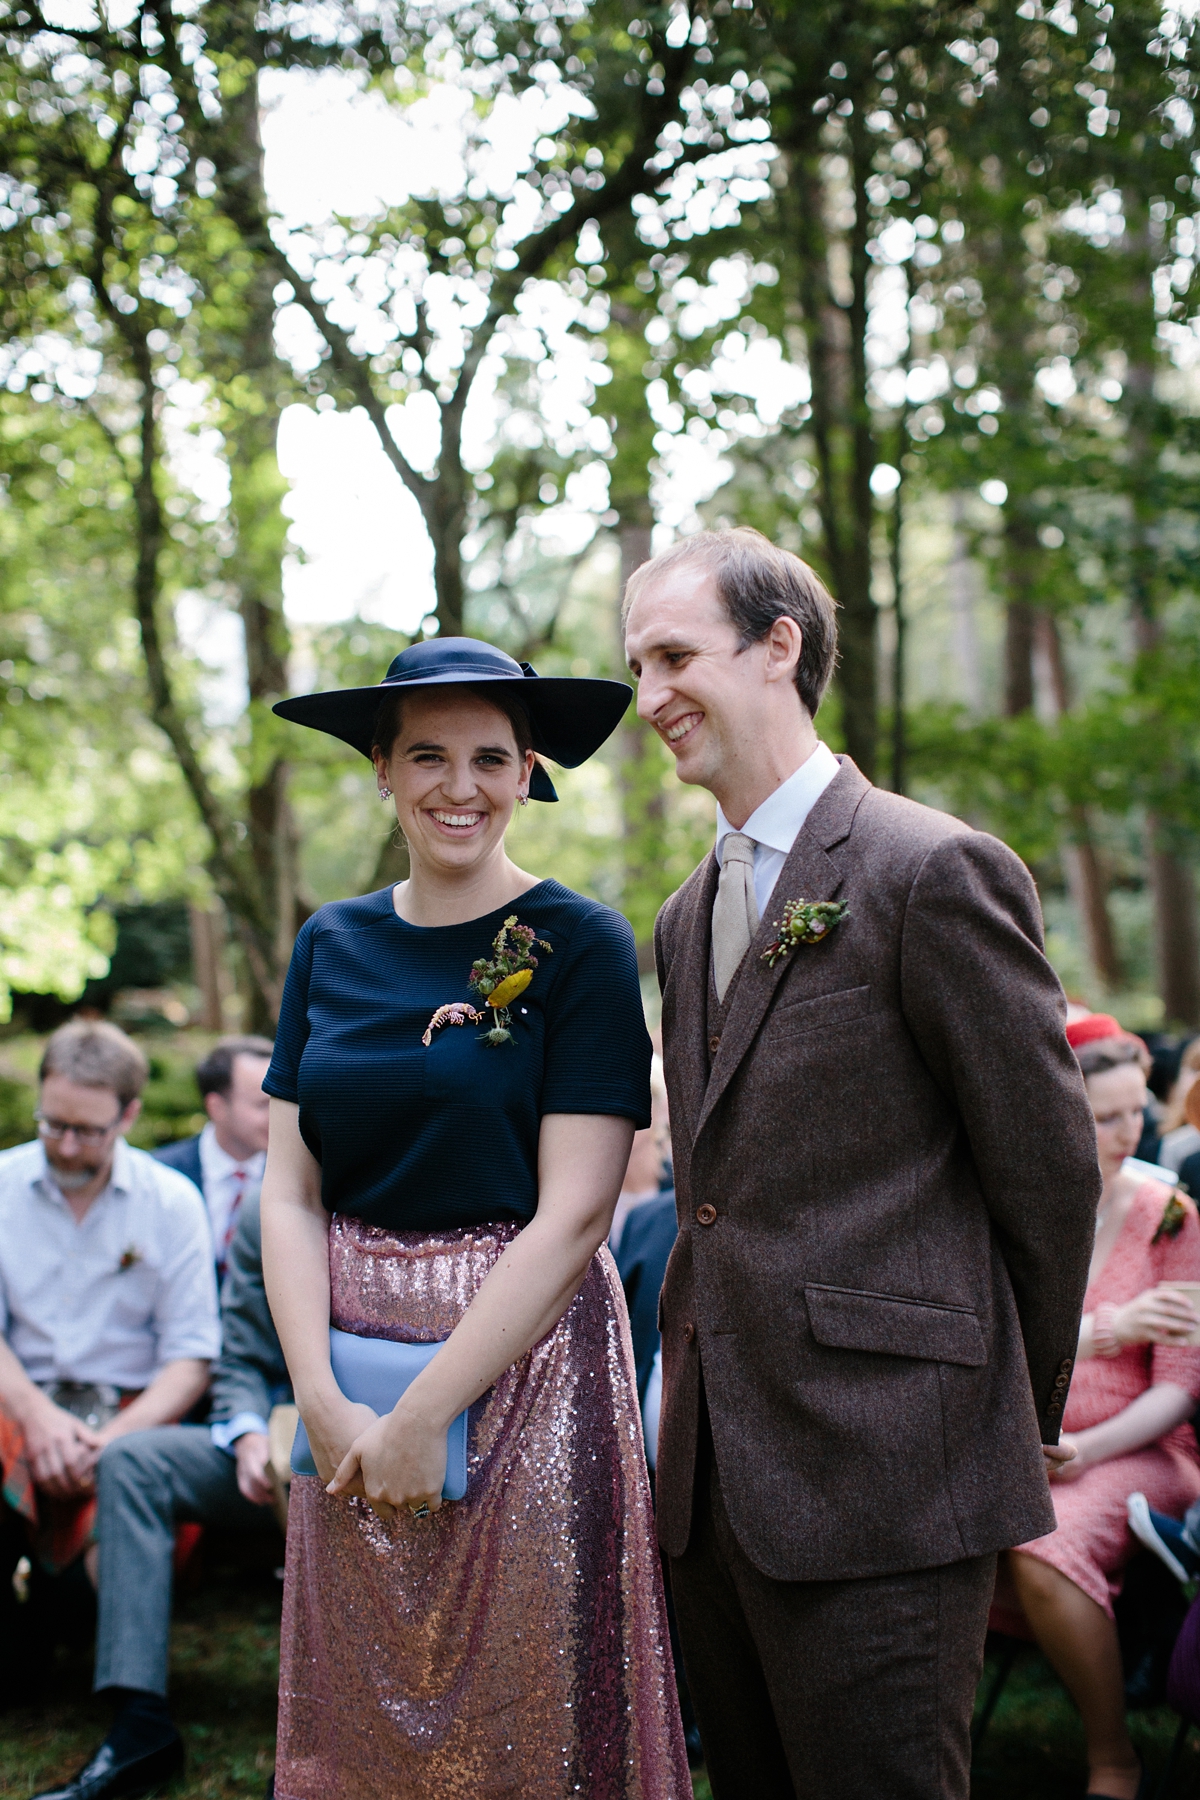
left=289, top=1327, right=469, bottom=1501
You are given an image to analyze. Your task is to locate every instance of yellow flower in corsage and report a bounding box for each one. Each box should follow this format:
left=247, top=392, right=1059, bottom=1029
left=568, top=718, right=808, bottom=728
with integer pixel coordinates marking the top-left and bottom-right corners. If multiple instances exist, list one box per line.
left=761, top=898, right=849, bottom=968
left=421, top=915, right=552, bottom=1050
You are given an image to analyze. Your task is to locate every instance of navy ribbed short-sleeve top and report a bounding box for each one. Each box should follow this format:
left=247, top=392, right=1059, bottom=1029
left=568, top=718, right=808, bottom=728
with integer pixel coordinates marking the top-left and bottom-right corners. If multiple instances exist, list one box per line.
left=263, top=880, right=653, bottom=1232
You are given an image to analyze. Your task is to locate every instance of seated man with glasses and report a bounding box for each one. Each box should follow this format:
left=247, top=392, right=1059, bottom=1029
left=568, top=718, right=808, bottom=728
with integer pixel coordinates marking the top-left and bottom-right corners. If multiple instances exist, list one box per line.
left=0, top=1019, right=219, bottom=1707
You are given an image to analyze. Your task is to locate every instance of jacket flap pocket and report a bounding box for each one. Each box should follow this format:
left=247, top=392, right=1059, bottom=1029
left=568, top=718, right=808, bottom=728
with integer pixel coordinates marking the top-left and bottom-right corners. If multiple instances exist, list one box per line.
left=769, top=984, right=872, bottom=1037
left=804, top=1284, right=985, bottom=1367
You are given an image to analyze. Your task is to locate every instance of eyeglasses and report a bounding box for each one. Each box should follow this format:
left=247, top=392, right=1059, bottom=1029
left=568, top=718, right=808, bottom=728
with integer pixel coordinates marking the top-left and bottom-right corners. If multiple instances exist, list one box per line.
left=34, top=1109, right=124, bottom=1147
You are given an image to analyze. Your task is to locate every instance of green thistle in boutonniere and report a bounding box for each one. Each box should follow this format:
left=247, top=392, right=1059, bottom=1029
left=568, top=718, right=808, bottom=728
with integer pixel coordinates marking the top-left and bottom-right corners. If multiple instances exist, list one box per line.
left=761, top=898, right=850, bottom=968
left=422, top=915, right=553, bottom=1049
left=1153, top=1189, right=1193, bottom=1244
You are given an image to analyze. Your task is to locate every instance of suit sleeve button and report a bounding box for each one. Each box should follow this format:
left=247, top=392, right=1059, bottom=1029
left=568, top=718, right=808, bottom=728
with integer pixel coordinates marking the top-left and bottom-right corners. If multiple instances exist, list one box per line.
left=696, top=1204, right=718, bottom=1226
left=683, top=1322, right=695, bottom=1343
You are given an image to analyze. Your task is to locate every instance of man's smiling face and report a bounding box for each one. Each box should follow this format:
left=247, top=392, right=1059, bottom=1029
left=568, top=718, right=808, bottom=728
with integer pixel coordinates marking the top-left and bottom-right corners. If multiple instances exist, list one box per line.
left=624, top=563, right=769, bottom=798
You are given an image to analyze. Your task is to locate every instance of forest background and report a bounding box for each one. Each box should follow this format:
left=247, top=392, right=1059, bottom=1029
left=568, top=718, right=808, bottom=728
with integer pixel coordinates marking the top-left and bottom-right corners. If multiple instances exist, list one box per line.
left=3, top=0, right=1200, bottom=1098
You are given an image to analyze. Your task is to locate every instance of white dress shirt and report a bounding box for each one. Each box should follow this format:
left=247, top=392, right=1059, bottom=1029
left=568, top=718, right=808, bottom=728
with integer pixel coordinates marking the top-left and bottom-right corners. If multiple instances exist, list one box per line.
left=714, top=742, right=842, bottom=922
left=198, top=1121, right=265, bottom=1270
left=0, top=1137, right=220, bottom=1389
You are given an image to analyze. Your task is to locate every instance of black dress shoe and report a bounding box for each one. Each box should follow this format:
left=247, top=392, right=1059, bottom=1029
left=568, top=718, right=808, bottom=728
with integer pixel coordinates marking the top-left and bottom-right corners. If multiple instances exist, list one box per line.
left=32, top=1734, right=184, bottom=1800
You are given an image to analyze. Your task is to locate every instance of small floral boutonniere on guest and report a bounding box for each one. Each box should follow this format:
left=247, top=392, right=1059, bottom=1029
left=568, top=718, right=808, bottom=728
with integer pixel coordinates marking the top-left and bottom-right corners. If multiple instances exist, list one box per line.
left=422, top=915, right=553, bottom=1049
left=118, top=1245, right=142, bottom=1271
left=761, top=898, right=849, bottom=968
left=1153, top=1188, right=1193, bottom=1244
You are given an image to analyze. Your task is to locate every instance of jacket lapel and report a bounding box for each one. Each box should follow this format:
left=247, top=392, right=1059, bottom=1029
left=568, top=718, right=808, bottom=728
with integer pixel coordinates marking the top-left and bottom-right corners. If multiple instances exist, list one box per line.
left=666, top=853, right=720, bottom=1148
left=693, top=758, right=870, bottom=1144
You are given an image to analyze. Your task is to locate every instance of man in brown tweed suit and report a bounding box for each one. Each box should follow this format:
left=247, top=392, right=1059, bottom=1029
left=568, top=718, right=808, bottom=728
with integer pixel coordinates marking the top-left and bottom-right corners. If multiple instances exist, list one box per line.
left=623, top=528, right=1100, bottom=1799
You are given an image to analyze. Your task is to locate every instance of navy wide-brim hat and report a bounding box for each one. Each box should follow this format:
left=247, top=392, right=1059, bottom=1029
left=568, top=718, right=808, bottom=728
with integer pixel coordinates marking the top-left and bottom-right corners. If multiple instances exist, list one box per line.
left=272, top=637, right=632, bottom=803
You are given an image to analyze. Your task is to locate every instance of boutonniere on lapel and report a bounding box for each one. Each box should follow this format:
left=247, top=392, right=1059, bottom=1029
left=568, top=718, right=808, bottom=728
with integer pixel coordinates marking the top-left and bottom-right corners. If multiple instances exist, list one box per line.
left=1152, top=1188, right=1193, bottom=1243
left=118, top=1245, right=142, bottom=1272
left=422, top=915, right=553, bottom=1049
left=761, top=898, right=850, bottom=968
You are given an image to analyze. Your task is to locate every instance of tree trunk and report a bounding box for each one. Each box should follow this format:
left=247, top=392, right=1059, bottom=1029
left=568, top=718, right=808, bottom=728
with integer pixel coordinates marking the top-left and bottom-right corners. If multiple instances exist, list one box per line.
left=1147, top=841, right=1200, bottom=1027
left=217, top=78, right=300, bottom=1027
left=789, top=141, right=877, bottom=779
left=188, top=904, right=228, bottom=1030
left=1002, top=508, right=1038, bottom=718
left=1133, top=598, right=1200, bottom=1024
left=889, top=417, right=907, bottom=797
left=1034, top=613, right=1123, bottom=989
left=615, top=506, right=662, bottom=971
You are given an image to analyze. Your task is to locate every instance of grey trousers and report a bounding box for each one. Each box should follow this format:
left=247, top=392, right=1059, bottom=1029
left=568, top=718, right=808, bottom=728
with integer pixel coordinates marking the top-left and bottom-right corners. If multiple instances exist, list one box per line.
left=94, top=1425, right=278, bottom=1697
left=669, top=1447, right=996, bottom=1800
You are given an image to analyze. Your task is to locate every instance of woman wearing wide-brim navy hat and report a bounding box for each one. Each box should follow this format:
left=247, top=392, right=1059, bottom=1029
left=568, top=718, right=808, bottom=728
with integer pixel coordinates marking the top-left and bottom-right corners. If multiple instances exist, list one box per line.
left=261, top=637, right=689, bottom=1796
left=272, top=634, right=633, bottom=801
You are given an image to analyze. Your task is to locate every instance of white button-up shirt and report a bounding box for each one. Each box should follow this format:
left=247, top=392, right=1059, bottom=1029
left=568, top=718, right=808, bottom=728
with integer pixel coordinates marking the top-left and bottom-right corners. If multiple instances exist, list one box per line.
left=0, top=1137, right=220, bottom=1389
left=198, top=1121, right=265, bottom=1268
left=714, top=741, right=841, bottom=921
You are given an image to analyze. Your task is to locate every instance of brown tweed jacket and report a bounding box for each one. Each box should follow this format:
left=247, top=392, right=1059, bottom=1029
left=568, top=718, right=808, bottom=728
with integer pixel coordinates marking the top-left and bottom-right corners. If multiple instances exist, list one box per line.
left=653, top=758, right=1100, bottom=1581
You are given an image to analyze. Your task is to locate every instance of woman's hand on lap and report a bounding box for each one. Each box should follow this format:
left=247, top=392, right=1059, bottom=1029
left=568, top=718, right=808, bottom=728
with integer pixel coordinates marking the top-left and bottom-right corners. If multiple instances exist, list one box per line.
left=329, top=1403, right=448, bottom=1523
left=1047, top=1433, right=1087, bottom=1482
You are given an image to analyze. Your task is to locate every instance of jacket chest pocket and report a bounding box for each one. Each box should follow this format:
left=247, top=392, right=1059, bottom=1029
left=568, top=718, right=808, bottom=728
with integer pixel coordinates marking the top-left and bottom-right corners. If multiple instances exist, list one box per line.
left=767, top=983, right=873, bottom=1040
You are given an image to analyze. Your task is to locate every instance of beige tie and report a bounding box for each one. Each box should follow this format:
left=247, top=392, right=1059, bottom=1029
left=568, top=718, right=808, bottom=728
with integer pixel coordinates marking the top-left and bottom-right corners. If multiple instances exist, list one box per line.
left=712, top=832, right=760, bottom=1003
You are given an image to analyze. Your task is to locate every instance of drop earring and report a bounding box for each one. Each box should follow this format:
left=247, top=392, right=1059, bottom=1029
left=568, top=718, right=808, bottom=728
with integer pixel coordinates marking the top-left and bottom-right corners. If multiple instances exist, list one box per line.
left=517, top=794, right=529, bottom=807
left=378, top=786, right=393, bottom=801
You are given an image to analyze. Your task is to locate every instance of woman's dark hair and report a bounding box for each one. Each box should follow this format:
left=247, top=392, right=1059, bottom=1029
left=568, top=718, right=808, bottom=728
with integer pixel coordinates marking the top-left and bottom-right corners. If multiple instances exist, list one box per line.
left=195, top=1035, right=275, bottom=1100
left=1075, top=1037, right=1148, bottom=1081
left=371, top=685, right=534, bottom=762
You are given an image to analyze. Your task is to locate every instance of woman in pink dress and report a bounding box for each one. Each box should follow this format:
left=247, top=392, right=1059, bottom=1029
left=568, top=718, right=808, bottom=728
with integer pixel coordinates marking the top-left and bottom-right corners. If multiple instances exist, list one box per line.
left=1005, top=1023, right=1200, bottom=1800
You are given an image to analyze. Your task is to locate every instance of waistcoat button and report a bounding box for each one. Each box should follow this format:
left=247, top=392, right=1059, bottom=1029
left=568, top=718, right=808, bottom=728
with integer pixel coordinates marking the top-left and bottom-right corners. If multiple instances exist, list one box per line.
left=683, top=1322, right=695, bottom=1343
left=709, top=1034, right=721, bottom=1054
left=696, top=1204, right=718, bottom=1226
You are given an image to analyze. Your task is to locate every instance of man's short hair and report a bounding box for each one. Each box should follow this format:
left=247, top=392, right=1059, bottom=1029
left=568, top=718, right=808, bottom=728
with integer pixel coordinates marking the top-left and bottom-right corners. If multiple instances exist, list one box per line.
left=196, top=1035, right=274, bottom=1101
left=622, top=527, right=839, bottom=718
left=39, top=1020, right=149, bottom=1109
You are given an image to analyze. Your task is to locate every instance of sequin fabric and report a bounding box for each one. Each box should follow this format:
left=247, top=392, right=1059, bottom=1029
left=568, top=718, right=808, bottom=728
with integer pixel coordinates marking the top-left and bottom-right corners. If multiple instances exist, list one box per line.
left=275, top=1215, right=690, bottom=1800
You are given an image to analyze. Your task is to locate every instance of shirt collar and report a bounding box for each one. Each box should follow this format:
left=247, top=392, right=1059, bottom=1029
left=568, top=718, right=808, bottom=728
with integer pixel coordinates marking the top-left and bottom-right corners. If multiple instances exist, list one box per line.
left=715, top=742, right=841, bottom=861
left=33, top=1135, right=130, bottom=1204
left=200, top=1119, right=260, bottom=1178
left=109, top=1136, right=133, bottom=1194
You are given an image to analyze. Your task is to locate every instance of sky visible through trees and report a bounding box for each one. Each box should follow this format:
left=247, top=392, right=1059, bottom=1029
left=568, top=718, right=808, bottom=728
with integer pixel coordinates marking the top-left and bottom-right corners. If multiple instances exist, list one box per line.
left=2, top=0, right=1200, bottom=1028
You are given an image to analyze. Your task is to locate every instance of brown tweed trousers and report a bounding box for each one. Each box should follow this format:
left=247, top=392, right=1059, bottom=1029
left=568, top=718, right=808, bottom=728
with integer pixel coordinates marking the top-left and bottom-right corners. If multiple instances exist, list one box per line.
left=654, top=757, right=1101, bottom=1796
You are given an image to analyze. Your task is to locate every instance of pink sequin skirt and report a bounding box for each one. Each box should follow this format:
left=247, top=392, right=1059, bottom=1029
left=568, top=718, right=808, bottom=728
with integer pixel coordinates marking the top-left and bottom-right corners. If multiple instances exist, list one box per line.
left=275, top=1216, right=690, bottom=1800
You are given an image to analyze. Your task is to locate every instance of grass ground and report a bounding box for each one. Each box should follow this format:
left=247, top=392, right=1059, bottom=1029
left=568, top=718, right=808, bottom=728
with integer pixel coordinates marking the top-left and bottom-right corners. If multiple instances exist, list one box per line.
left=4, top=1546, right=1199, bottom=1798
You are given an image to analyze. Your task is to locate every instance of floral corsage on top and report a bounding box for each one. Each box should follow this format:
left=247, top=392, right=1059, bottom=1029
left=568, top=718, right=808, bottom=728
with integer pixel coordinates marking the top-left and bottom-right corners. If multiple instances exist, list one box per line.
left=422, top=915, right=553, bottom=1049
left=1153, top=1188, right=1194, bottom=1244
left=761, top=898, right=849, bottom=968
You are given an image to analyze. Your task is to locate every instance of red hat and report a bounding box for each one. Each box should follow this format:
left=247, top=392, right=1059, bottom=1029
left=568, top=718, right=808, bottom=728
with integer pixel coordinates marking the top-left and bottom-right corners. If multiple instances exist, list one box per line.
left=1065, top=1013, right=1124, bottom=1050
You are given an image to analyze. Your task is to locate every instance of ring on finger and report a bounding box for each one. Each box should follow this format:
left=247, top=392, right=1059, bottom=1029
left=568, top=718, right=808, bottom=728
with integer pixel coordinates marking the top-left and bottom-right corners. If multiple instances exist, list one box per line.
left=410, top=1503, right=431, bottom=1520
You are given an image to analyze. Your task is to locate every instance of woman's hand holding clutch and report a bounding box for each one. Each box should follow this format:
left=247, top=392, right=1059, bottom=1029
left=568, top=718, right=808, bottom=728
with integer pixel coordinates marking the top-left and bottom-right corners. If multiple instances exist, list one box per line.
left=302, top=1397, right=379, bottom=1487
left=328, top=1399, right=449, bottom=1524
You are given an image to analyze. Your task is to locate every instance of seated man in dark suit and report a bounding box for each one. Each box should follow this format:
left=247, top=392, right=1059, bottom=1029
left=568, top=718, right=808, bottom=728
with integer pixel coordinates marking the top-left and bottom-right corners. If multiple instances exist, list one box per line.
left=155, top=1036, right=272, bottom=1278
left=34, top=1190, right=291, bottom=1800
left=615, top=1187, right=702, bottom=1768
left=615, top=1191, right=677, bottom=1469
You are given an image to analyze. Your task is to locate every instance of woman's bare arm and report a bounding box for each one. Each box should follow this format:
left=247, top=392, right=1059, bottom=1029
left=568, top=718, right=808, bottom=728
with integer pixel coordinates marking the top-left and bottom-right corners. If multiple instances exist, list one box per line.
left=259, top=1099, right=377, bottom=1481
left=1077, top=1285, right=1199, bottom=1360
left=1054, top=1383, right=1196, bottom=1480
left=329, top=1111, right=634, bottom=1517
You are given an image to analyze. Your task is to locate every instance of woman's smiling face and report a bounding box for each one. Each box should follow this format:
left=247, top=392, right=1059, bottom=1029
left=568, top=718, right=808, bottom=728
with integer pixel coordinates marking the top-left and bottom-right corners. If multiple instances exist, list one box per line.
left=374, top=688, right=534, bottom=878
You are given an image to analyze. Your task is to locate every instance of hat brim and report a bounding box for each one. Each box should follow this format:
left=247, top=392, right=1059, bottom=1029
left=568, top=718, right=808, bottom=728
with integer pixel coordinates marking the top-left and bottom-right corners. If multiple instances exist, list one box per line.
left=272, top=673, right=632, bottom=804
